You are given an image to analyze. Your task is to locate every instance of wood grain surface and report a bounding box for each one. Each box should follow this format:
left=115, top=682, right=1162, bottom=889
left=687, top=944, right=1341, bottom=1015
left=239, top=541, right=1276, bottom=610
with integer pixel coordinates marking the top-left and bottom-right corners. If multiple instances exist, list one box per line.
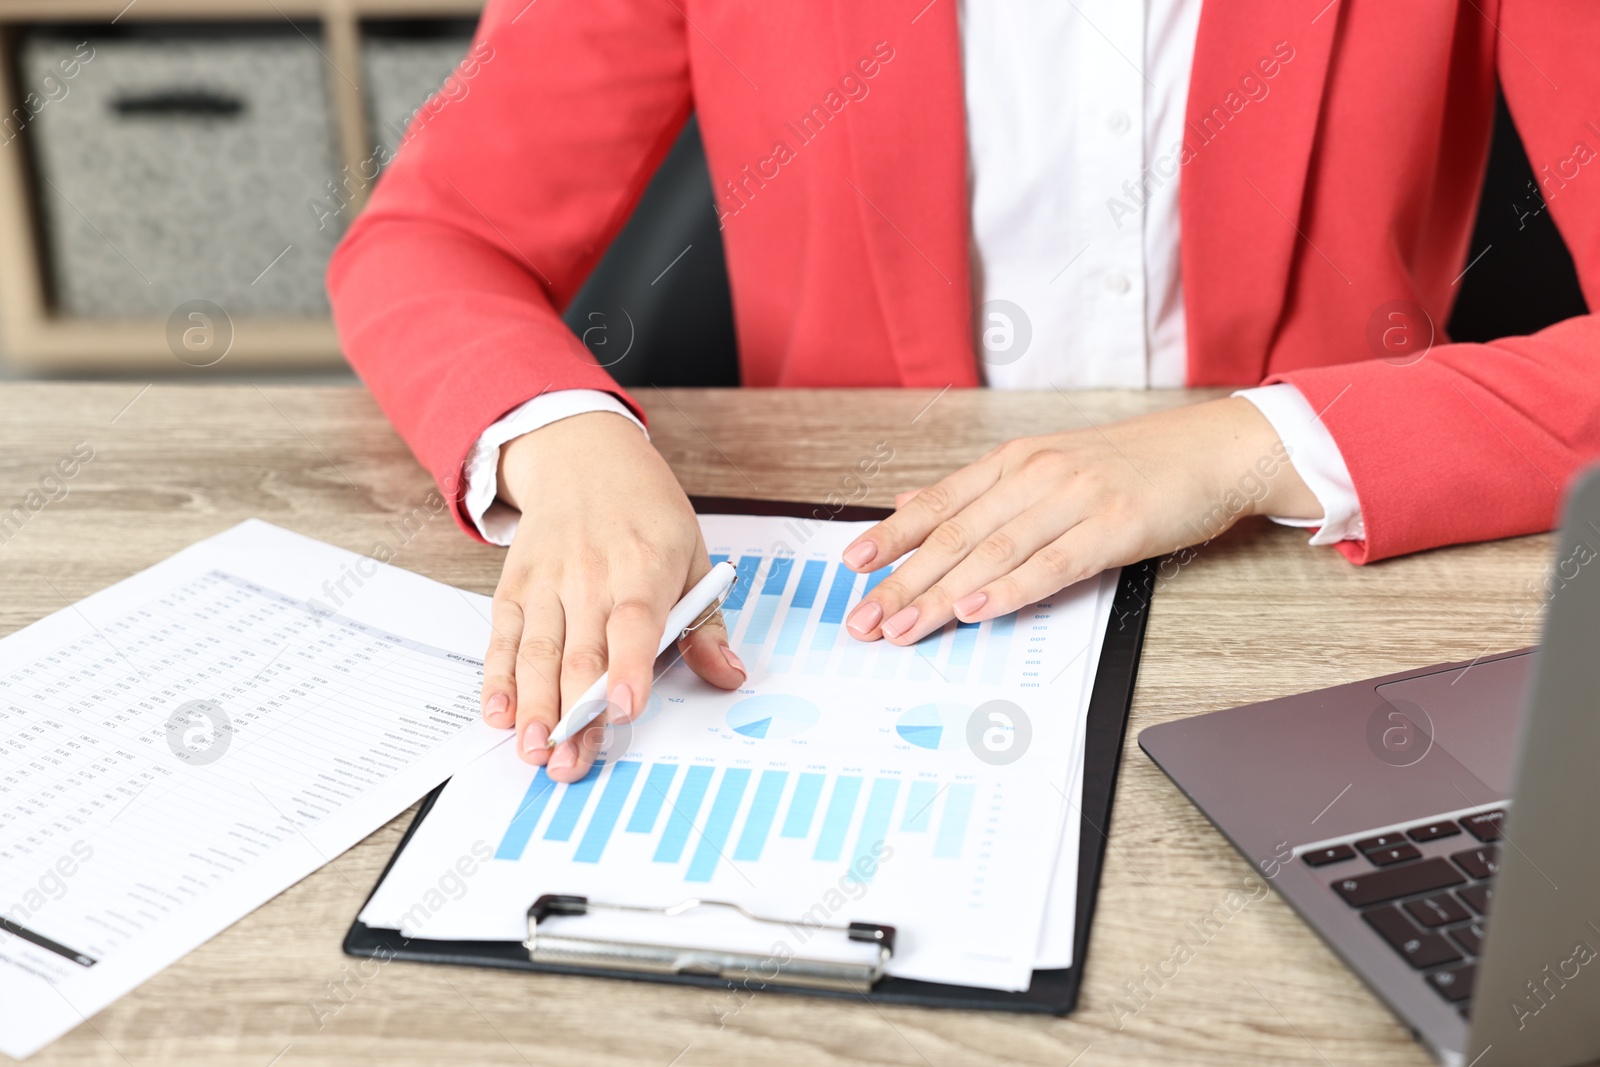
left=0, top=384, right=1556, bottom=1067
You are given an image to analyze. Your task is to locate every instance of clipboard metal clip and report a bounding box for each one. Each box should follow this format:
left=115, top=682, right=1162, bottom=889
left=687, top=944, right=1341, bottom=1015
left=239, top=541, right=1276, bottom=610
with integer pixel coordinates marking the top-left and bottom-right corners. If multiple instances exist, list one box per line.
left=526, top=894, right=895, bottom=993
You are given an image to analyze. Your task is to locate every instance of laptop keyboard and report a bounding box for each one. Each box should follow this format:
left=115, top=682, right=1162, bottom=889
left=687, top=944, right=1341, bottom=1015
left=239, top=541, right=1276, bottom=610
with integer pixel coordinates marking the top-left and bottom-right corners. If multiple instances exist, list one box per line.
left=1303, top=804, right=1505, bottom=1015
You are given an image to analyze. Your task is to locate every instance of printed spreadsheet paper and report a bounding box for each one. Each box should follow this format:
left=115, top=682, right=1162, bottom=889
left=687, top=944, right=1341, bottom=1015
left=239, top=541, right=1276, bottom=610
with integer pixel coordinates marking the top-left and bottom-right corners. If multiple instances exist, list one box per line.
left=0, top=521, right=504, bottom=1060
left=361, top=515, right=1115, bottom=991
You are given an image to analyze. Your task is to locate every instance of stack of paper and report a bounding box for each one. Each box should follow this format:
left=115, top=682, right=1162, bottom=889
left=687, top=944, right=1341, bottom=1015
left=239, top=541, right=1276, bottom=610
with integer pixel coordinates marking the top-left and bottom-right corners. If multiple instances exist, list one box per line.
left=0, top=522, right=507, bottom=1059
left=361, top=514, right=1117, bottom=991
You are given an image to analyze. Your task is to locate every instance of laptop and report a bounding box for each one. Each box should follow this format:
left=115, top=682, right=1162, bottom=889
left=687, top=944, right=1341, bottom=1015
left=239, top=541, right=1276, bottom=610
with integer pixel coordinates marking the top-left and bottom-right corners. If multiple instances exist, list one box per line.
left=1140, top=466, right=1600, bottom=1067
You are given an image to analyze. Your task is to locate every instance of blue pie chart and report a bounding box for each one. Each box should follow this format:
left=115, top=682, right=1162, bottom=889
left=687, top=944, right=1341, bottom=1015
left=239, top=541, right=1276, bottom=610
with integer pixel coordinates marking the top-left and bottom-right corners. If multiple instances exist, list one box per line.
left=726, top=694, right=819, bottom=740
left=896, top=703, right=967, bottom=750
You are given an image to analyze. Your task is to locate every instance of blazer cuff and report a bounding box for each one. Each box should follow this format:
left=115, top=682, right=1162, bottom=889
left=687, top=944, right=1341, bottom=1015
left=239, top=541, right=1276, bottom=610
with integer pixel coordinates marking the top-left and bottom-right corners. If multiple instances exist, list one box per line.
left=463, top=389, right=648, bottom=546
left=1234, top=384, right=1365, bottom=546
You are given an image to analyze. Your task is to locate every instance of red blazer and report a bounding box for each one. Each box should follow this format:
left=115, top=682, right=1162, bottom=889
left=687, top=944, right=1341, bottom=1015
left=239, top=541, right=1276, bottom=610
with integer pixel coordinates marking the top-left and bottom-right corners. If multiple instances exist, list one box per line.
left=328, top=0, right=1600, bottom=564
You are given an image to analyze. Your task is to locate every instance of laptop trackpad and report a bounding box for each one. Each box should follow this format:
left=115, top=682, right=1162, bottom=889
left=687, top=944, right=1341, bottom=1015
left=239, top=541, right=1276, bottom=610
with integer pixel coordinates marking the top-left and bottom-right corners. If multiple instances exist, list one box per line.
left=1374, top=652, right=1532, bottom=795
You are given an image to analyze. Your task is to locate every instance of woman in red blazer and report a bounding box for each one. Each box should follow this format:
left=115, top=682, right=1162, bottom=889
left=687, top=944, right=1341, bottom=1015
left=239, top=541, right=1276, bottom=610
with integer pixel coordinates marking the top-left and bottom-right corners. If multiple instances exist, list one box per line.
left=329, top=0, right=1600, bottom=781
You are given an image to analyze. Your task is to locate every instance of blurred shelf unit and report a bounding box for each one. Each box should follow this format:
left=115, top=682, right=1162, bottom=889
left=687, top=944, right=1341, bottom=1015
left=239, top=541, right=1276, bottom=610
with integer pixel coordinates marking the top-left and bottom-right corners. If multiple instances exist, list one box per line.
left=0, top=0, right=483, bottom=372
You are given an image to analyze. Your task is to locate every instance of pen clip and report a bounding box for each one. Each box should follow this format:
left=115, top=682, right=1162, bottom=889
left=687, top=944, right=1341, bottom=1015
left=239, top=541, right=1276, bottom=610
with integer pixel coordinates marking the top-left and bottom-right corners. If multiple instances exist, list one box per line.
left=678, top=575, right=736, bottom=640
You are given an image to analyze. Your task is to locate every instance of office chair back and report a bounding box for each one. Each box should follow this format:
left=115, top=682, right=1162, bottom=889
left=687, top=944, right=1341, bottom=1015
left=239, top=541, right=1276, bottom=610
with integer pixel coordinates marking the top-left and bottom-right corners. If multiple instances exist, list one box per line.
left=1448, top=90, right=1588, bottom=343
left=562, top=117, right=740, bottom=388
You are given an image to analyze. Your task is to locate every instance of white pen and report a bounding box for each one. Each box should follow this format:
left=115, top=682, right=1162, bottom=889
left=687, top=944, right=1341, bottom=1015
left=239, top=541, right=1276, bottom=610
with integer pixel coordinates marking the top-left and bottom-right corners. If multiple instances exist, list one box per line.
left=546, top=561, right=740, bottom=749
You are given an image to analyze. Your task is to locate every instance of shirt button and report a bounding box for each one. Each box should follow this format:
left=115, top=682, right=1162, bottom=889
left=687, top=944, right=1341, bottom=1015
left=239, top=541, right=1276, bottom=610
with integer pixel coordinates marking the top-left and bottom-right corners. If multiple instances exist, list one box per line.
left=1106, top=111, right=1131, bottom=135
left=1103, top=270, right=1131, bottom=295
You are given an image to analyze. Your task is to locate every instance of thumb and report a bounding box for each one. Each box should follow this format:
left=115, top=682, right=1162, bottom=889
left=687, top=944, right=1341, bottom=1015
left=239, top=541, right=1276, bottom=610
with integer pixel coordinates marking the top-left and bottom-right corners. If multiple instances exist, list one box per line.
left=676, top=543, right=747, bottom=690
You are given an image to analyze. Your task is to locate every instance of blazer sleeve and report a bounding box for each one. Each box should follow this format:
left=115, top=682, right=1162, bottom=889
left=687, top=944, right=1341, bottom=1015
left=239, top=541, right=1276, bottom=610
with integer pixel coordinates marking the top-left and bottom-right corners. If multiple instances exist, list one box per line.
left=326, top=0, right=691, bottom=539
left=1268, top=1, right=1600, bottom=564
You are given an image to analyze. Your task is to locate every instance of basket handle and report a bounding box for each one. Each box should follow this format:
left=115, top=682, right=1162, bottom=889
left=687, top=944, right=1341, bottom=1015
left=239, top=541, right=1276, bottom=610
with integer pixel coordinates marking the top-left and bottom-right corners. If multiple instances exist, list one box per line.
left=111, top=89, right=244, bottom=119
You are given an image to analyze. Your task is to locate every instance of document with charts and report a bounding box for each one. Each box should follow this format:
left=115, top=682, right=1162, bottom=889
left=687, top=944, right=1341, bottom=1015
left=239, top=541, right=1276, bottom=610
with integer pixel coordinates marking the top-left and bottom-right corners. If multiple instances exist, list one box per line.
left=0, top=520, right=504, bottom=1059
left=360, top=513, right=1113, bottom=991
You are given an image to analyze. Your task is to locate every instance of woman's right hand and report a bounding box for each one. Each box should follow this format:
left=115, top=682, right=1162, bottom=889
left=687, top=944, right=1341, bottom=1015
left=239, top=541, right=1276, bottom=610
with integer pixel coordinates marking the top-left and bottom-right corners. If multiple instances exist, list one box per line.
left=479, top=411, right=747, bottom=782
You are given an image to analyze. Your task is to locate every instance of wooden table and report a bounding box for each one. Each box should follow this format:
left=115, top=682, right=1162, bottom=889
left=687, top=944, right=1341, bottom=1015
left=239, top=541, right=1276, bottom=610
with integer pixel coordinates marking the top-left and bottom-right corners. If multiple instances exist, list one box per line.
left=0, top=385, right=1554, bottom=1067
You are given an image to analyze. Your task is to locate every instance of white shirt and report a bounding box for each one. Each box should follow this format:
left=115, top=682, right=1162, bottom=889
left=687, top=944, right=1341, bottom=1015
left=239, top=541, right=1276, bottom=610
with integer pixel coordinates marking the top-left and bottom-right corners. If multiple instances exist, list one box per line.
left=964, top=0, right=1193, bottom=389
left=464, top=0, right=1363, bottom=548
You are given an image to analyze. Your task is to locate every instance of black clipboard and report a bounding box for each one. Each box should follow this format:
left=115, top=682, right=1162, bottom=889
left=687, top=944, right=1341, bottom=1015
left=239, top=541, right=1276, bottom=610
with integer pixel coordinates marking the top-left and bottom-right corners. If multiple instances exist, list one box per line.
left=345, top=496, right=1155, bottom=1014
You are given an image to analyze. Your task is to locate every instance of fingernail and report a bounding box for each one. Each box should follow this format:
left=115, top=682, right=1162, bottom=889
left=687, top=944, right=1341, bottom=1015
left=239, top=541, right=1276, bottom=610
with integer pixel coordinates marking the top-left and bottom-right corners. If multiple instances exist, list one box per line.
left=722, top=645, right=747, bottom=678
left=548, top=740, right=577, bottom=771
left=953, top=592, right=987, bottom=619
left=881, top=604, right=920, bottom=640
left=608, top=682, right=634, bottom=724
left=847, top=600, right=883, bottom=635
left=842, top=541, right=877, bottom=569
left=484, top=692, right=510, bottom=725
left=520, top=720, right=548, bottom=756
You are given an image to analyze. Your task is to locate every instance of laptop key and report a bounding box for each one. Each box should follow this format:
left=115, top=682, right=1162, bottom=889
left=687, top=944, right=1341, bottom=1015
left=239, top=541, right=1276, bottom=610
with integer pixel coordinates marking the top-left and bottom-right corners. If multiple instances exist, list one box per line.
left=1407, top=820, right=1460, bottom=843
left=1461, top=810, right=1506, bottom=842
left=1426, top=963, right=1476, bottom=1003
left=1450, top=921, right=1487, bottom=956
left=1368, top=844, right=1422, bottom=867
left=1354, top=832, right=1410, bottom=853
left=1363, top=906, right=1464, bottom=969
left=1451, top=846, right=1500, bottom=880
left=1404, top=893, right=1471, bottom=929
left=1332, top=858, right=1465, bottom=907
left=1457, top=883, right=1495, bottom=916
left=1302, top=844, right=1357, bottom=867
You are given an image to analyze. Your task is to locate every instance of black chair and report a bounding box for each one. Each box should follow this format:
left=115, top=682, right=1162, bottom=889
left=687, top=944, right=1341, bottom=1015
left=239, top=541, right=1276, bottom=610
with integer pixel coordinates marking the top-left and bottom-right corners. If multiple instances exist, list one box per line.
left=1447, top=90, right=1589, bottom=343
left=561, top=117, right=740, bottom=388
left=566, top=96, right=1586, bottom=385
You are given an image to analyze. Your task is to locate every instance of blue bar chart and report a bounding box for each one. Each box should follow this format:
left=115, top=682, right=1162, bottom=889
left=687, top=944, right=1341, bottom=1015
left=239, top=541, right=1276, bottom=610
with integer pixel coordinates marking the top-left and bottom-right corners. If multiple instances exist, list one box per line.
left=721, top=556, right=763, bottom=614
left=781, top=773, right=824, bottom=838
left=626, top=763, right=677, bottom=834
left=708, top=552, right=1025, bottom=683
left=573, top=761, right=639, bottom=862
left=847, top=778, right=901, bottom=884
left=493, top=769, right=557, bottom=860
left=769, top=559, right=824, bottom=667
left=804, top=564, right=861, bottom=675
left=655, top=765, right=713, bottom=863
left=980, top=612, right=1017, bottom=687
left=934, top=783, right=976, bottom=859
left=732, top=770, right=787, bottom=861
left=902, top=780, right=941, bottom=832
left=686, top=768, right=750, bottom=881
left=492, top=759, right=981, bottom=886
left=947, top=621, right=981, bottom=682
left=739, top=558, right=792, bottom=648
left=813, top=776, right=862, bottom=862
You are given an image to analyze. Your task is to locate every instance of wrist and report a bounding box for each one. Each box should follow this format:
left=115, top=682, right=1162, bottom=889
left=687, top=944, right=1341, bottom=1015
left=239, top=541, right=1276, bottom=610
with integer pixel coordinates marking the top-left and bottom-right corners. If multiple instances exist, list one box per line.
left=1218, top=397, right=1322, bottom=521
left=497, top=410, right=647, bottom=513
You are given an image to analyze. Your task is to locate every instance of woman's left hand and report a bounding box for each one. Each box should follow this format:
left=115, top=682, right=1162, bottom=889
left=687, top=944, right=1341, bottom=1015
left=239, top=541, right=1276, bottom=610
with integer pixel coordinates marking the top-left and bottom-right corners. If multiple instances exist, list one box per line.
left=839, top=397, right=1322, bottom=644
